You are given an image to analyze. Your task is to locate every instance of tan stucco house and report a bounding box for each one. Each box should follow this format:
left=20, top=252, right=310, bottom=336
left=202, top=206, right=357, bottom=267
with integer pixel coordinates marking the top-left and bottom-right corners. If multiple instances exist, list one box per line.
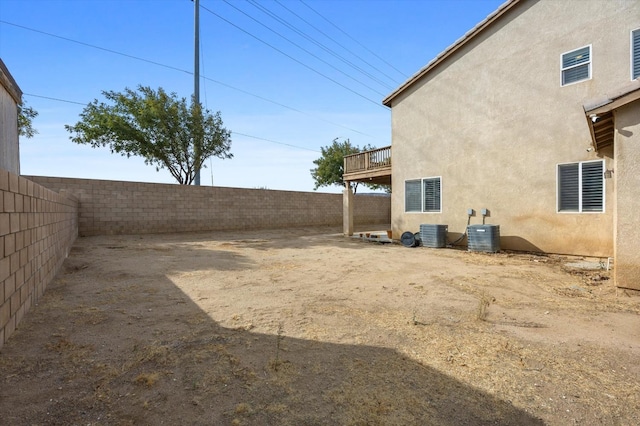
left=0, top=58, right=22, bottom=175
left=345, top=0, right=640, bottom=289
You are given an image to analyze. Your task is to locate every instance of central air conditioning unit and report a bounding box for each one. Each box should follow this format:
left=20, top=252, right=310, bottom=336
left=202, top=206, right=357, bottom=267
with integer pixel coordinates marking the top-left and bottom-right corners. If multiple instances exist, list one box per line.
left=419, top=224, right=448, bottom=248
left=467, top=224, right=500, bottom=253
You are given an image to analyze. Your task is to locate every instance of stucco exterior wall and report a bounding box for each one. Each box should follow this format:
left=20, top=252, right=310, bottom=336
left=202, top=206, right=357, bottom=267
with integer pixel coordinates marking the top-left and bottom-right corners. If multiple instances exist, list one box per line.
left=0, top=60, right=22, bottom=175
left=389, top=0, right=639, bottom=256
left=613, top=101, right=640, bottom=290
left=28, top=177, right=390, bottom=237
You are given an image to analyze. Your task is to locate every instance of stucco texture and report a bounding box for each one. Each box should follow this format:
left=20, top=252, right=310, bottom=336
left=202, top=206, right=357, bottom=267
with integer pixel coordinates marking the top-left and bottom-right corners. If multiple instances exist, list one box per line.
left=614, top=101, right=640, bottom=290
left=389, top=0, right=640, bottom=257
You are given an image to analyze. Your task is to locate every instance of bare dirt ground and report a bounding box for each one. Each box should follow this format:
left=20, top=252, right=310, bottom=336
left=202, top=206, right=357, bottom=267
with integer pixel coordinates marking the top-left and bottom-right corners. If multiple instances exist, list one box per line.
left=1, top=227, right=639, bottom=425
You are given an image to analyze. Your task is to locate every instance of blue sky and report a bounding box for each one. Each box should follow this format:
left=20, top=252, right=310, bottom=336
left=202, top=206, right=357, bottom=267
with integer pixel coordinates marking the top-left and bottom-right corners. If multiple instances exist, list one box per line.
left=1, top=0, right=504, bottom=192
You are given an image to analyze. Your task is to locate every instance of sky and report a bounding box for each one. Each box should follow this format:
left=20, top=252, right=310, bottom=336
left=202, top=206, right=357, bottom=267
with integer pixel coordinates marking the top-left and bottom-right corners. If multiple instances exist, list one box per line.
left=0, top=0, right=504, bottom=193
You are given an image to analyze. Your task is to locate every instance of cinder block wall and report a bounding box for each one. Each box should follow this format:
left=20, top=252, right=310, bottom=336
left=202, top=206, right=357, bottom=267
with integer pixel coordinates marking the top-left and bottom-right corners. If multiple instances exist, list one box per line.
left=1, top=171, right=78, bottom=349
left=29, top=177, right=390, bottom=237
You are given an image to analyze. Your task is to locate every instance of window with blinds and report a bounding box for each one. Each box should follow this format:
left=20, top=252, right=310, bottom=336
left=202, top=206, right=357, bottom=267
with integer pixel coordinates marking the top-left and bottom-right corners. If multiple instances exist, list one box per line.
left=633, top=29, right=640, bottom=80
left=423, top=177, right=441, bottom=212
left=557, top=161, right=604, bottom=213
left=405, top=180, right=422, bottom=212
left=405, top=177, right=441, bottom=213
left=561, top=46, right=591, bottom=86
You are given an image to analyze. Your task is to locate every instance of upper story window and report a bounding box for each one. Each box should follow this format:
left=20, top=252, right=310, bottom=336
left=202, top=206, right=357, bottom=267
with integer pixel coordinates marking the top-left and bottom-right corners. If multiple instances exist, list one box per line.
left=632, top=29, right=640, bottom=80
left=561, top=45, right=591, bottom=86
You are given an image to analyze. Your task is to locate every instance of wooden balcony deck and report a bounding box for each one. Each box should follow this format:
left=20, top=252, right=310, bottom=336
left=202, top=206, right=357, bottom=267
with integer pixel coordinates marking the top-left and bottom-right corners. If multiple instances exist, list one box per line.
left=343, top=146, right=391, bottom=185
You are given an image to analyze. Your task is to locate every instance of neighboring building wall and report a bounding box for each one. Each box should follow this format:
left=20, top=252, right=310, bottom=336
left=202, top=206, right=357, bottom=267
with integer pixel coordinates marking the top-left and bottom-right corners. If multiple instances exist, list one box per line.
left=0, top=59, right=22, bottom=175
left=389, top=0, right=638, bottom=257
left=28, top=177, right=390, bottom=237
left=1, top=171, right=78, bottom=349
left=614, top=101, right=640, bottom=290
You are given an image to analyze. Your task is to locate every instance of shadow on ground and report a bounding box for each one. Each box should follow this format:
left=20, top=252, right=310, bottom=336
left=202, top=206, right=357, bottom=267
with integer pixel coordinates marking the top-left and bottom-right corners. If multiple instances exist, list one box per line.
left=0, top=231, right=543, bottom=425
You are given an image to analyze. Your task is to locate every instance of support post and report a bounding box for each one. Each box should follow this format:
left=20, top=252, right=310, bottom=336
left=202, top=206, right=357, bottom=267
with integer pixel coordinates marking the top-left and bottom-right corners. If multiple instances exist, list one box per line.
left=343, top=182, right=354, bottom=236
left=194, top=0, right=201, bottom=186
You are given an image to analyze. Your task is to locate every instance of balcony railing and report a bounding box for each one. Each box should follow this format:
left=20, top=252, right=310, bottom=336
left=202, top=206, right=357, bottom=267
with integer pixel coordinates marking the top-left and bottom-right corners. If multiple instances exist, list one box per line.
left=344, top=146, right=391, bottom=175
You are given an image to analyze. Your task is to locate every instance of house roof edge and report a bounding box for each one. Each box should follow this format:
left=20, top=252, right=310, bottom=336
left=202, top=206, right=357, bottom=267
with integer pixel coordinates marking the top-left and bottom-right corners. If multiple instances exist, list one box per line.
left=382, top=0, right=523, bottom=107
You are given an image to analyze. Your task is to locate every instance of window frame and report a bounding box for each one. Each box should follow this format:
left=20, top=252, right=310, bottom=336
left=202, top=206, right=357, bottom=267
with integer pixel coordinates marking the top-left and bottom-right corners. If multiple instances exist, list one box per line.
left=404, top=176, right=442, bottom=213
left=556, top=160, right=605, bottom=214
left=632, top=28, right=640, bottom=80
left=560, top=44, right=592, bottom=86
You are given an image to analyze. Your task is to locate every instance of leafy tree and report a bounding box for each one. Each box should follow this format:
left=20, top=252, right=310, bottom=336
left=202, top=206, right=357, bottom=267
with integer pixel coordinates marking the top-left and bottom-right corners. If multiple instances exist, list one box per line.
left=18, top=102, right=38, bottom=138
left=65, top=86, right=232, bottom=185
left=311, top=138, right=388, bottom=194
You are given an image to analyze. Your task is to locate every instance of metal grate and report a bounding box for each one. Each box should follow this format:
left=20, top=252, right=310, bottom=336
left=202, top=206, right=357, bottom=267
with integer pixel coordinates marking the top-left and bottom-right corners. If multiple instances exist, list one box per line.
left=419, top=224, right=448, bottom=248
left=467, top=225, right=500, bottom=253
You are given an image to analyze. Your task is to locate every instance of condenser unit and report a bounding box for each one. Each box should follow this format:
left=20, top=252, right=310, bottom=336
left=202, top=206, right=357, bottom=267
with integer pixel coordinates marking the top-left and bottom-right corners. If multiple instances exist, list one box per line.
left=467, top=224, right=500, bottom=253
left=419, top=224, right=448, bottom=248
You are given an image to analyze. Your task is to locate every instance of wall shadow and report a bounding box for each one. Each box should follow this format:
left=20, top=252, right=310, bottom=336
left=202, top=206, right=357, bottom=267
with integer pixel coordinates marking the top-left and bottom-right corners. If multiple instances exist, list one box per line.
left=0, top=234, right=544, bottom=425
left=499, top=236, right=543, bottom=253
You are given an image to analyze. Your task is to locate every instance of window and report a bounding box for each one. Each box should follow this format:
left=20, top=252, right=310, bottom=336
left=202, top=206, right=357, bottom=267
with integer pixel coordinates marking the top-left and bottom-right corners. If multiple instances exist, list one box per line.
left=423, top=177, right=441, bottom=212
left=405, top=177, right=441, bottom=213
left=561, top=45, right=591, bottom=86
left=557, top=160, right=604, bottom=213
left=405, top=180, right=422, bottom=212
left=632, top=29, right=640, bottom=80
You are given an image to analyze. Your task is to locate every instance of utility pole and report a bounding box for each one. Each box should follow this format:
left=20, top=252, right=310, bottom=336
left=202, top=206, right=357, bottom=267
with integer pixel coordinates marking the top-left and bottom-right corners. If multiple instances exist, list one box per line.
left=194, top=0, right=201, bottom=186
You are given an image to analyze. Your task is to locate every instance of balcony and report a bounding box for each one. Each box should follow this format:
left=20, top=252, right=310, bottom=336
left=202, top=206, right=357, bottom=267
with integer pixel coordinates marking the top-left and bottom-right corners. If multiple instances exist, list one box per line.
left=343, top=146, right=392, bottom=186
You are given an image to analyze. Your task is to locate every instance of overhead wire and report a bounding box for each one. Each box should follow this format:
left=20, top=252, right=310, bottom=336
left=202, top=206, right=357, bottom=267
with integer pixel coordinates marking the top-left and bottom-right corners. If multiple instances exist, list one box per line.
left=299, top=0, right=409, bottom=80
left=21, top=92, right=321, bottom=153
left=0, top=20, right=384, bottom=141
left=272, top=0, right=399, bottom=89
left=245, top=0, right=394, bottom=91
left=0, top=20, right=192, bottom=76
left=221, top=0, right=387, bottom=96
left=233, top=132, right=320, bottom=152
left=24, top=93, right=87, bottom=106
left=198, top=3, right=387, bottom=108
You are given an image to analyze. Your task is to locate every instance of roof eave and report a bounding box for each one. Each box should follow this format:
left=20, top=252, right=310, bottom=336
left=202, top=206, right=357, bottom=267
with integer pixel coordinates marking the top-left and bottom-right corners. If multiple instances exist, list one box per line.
left=583, top=79, right=640, bottom=152
left=382, top=0, right=522, bottom=107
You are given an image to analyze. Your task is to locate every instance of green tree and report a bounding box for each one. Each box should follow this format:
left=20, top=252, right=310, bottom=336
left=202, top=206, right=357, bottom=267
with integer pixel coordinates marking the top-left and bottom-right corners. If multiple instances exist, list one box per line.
left=18, top=102, right=38, bottom=138
left=311, top=138, right=388, bottom=194
left=65, top=86, right=232, bottom=185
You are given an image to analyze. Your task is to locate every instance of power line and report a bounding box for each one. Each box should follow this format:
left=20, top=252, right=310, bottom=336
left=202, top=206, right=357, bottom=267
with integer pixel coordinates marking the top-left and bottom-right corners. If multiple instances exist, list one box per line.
left=0, top=20, right=192, bottom=76
left=232, top=132, right=320, bottom=153
left=200, top=75, right=380, bottom=140
left=22, top=92, right=321, bottom=153
left=299, top=0, right=409, bottom=80
left=272, top=0, right=399, bottom=88
left=246, top=0, right=394, bottom=92
left=24, top=93, right=87, bottom=106
left=199, top=3, right=387, bottom=108
left=223, top=0, right=387, bottom=96
left=1, top=19, right=385, bottom=141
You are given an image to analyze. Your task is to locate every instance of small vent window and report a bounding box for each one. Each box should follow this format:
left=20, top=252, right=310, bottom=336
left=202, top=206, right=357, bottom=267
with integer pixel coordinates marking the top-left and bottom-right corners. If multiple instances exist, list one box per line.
left=404, top=177, right=441, bottom=213
left=562, top=46, right=591, bottom=86
left=633, top=29, right=640, bottom=80
left=558, top=161, right=604, bottom=213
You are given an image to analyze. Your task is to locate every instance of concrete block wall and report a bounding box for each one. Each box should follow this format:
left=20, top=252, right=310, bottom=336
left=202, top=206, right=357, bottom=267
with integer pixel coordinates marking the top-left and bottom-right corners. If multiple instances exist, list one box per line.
left=1, top=170, right=78, bottom=349
left=29, top=177, right=390, bottom=237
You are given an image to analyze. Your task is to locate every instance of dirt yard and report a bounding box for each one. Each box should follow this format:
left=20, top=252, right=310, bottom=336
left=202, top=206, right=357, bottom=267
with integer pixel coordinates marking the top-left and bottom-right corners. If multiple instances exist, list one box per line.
left=1, top=227, right=639, bottom=425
